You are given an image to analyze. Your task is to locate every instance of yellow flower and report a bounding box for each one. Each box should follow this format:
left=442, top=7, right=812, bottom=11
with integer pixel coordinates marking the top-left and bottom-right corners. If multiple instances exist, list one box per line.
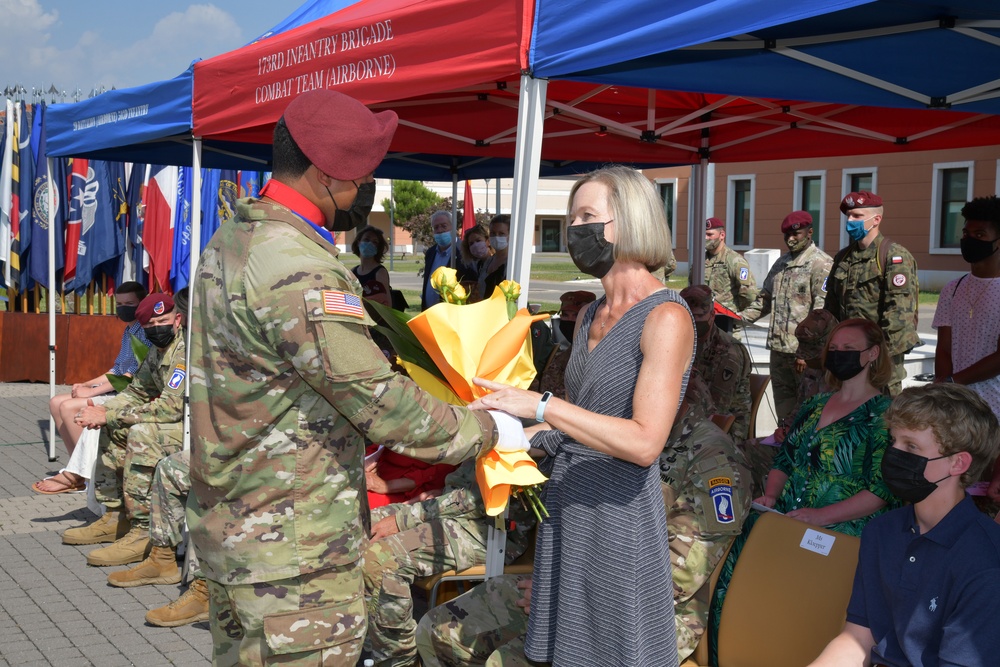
left=498, top=280, right=521, bottom=301
left=430, top=266, right=458, bottom=291
left=444, top=282, right=468, bottom=304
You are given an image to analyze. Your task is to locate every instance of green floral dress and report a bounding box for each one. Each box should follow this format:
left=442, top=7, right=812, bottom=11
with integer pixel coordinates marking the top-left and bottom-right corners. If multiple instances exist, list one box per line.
left=771, top=391, right=896, bottom=536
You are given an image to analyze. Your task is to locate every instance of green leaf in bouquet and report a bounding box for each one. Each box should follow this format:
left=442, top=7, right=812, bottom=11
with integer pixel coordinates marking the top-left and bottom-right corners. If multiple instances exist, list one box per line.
left=365, top=298, right=447, bottom=383
left=106, top=334, right=152, bottom=393
left=105, top=373, right=132, bottom=393
left=130, top=334, right=150, bottom=367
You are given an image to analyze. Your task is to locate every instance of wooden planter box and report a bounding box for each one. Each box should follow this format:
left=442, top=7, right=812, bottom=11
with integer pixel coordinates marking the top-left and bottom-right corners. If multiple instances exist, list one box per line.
left=0, top=312, right=127, bottom=384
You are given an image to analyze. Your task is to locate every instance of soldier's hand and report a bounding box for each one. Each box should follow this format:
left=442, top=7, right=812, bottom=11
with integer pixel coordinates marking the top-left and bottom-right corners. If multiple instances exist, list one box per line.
left=407, top=489, right=443, bottom=503
left=794, top=358, right=807, bottom=374
left=370, top=515, right=399, bottom=541
left=515, top=577, right=532, bottom=615
left=365, top=470, right=390, bottom=494
left=75, top=405, right=107, bottom=429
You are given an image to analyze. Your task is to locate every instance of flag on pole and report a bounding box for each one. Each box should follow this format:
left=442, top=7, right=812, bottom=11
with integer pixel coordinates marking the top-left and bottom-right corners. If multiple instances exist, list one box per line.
left=65, top=160, right=123, bottom=292
left=8, top=101, right=30, bottom=290
left=170, top=166, right=193, bottom=291
left=0, top=99, right=14, bottom=287
left=28, top=105, right=67, bottom=289
left=142, top=165, right=179, bottom=292
left=238, top=170, right=261, bottom=198
left=462, top=180, right=475, bottom=236
left=120, top=163, right=148, bottom=286
left=201, top=169, right=238, bottom=248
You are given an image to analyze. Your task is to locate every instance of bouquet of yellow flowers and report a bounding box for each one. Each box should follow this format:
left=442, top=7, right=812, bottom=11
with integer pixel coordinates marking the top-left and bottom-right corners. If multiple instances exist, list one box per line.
left=366, top=267, right=549, bottom=521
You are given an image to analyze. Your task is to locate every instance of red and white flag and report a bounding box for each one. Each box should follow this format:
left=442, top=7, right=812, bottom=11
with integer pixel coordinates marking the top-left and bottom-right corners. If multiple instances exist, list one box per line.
left=142, top=165, right=179, bottom=292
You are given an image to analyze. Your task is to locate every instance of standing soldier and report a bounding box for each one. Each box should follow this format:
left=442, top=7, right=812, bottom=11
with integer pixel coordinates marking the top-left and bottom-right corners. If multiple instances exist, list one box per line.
left=186, top=90, right=527, bottom=667
left=742, top=211, right=832, bottom=425
left=824, top=191, right=920, bottom=395
left=705, top=217, right=758, bottom=332
left=680, top=285, right=752, bottom=442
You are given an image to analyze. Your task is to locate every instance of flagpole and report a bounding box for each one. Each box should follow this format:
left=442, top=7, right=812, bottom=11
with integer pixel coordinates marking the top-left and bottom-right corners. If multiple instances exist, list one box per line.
left=183, top=139, right=203, bottom=454
left=388, top=179, right=395, bottom=272
left=46, top=157, right=56, bottom=461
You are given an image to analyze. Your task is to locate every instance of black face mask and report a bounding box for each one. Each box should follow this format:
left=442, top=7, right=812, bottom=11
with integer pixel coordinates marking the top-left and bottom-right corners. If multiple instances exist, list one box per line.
left=567, top=223, right=615, bottom=279
left=881, top=446, right=951, bottom=503
left=116, top=305, right=137, bottom=323
left=960, top=236, right=998, bottom=264
left=145, top=324, right=176, bottom=349
left=824, top=349, right=867, bottom=381
left=329, top=180, right=377, bottom=232
left=559, top=319, right=576, bottom=344
left=695, top=320, right=711, bottom=340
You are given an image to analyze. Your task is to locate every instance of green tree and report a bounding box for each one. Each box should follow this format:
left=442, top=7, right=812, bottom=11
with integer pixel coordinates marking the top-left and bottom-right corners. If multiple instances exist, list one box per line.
left=382, top=180, right=443, bottom=226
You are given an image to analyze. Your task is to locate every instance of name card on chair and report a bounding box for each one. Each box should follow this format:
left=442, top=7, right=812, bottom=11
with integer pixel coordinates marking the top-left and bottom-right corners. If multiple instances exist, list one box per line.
left=799, top=528, right=835, bottom=557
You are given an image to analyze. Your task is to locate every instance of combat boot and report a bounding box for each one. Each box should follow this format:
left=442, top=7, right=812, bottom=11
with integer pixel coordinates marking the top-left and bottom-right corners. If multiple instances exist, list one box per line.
left=107, top=546, right=181, bottom=587
left=62, top=511, right=129, bottom=545
left=146, top=578, right=210, bottom=627
left=86, top=525, right=151, bottom=566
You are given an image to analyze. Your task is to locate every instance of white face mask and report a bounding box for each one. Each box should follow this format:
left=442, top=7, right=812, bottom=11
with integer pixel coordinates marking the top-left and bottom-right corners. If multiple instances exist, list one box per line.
left=490, top=235, right=508, bottom=251
left=470, top=240, right=489, bottom=259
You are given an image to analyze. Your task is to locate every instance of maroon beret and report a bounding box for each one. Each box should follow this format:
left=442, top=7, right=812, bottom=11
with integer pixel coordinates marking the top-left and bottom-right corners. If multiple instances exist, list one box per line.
left=283, top=90, right=398, bottom=181
left=840, top=191, right=883, bottom=214
left=680, top=284, right=714, bottom=317
left=781, top=210, right=813, bottom=234
left=136, top=293, right=174, bottom=325
left=706, top=217, right=724, bottom=230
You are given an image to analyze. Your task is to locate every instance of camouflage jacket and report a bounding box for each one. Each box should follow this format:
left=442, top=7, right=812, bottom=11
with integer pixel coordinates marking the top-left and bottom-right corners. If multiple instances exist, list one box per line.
left=705, top=245, right=758, bottom=313
left=659, top=411, right=751, bottom=660
left=187, top=197, right=498, bottom=585
left=692, top=326, right=752, bottom=442
left=824, top=233, right=920, bottom=356
left=742, top=243, right=833, bottom=354
left=390, top=459, right=535, bottom=564
left=103, top=334, right=186, bottom=430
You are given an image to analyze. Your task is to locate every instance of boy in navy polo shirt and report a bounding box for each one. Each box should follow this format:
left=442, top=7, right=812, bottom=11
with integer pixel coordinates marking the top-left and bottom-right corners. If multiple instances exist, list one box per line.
left=811, top=383, right=1000, bottom=667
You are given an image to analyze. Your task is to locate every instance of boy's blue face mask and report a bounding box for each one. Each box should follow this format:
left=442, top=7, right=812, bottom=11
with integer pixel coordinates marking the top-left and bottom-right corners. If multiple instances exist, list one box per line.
left=846, top=216, right=873, bottom=242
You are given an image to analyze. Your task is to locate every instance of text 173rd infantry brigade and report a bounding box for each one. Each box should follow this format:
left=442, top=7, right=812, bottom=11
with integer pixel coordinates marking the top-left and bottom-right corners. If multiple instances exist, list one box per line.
left=255, top=19, right=396, bottom=104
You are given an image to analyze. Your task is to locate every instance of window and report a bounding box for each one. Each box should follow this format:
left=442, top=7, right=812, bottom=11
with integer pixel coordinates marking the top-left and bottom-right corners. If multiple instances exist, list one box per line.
left=540, top=218, right=561, bottom=252
left=794, top=171, right=825, bottom=248
left=930, top=161, right=974, bottom=253
left=726, top=176, right=755, bottom=249
left=850, top=173, right=873, bottom=193
left=655, top=178, right=678, bottom=247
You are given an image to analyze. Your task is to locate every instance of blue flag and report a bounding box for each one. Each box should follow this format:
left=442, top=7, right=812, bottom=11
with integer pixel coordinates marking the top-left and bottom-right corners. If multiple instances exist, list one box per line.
left=28, top=105, right=67, bottom=289
left=121, top=163, right=148, bottom=288
left=64, top=160, right=123, bottom=293
left=95, top=161, right=127, bottom=286
left=16, top=102, right=36, bottom=291
left=200, top=168, right=238, bottom=248
left=239, top=170, right=262, bottom=198
left=170, top=166, right=193, bottom=291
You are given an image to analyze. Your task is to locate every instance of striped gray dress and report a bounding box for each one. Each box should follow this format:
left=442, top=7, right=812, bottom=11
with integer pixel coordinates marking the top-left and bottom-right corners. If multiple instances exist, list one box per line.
left=525, top=288, right=691, bottom=667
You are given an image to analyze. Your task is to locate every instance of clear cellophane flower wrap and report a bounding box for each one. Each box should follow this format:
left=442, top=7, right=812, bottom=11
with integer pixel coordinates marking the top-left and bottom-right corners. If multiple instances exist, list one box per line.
left=367, top=276, right=549, bottom=519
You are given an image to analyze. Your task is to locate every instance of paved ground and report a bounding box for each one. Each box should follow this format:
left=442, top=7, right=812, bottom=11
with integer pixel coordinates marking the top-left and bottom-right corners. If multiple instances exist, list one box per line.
left=0, top=383, right=212, bottom=667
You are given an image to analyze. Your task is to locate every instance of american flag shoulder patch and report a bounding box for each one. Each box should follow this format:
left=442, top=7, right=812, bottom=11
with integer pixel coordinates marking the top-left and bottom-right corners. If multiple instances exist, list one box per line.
left=323, top=290, right=364, bottom=318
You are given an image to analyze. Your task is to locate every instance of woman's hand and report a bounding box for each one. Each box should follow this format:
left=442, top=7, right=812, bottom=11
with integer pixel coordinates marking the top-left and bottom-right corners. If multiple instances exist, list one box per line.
left=754, top=495, right=777, bottom=509
left=366, top=469, right=390, bottom=494
left=468, top=377, right=542, bottom=421
left=786, top=507, right=828, bottom=527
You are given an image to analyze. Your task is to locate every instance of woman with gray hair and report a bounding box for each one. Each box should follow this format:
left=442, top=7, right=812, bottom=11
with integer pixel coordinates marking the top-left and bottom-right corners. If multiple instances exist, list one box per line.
left=469, top=165, right=693, bottom=667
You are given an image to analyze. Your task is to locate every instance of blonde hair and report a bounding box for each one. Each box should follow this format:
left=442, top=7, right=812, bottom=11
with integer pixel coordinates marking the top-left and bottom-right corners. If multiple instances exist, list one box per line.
left=822, top=318, right=892, bottom=390
left=884, top=384, right=1000, bottom=486
left=567, top=166, right=672, bottom=271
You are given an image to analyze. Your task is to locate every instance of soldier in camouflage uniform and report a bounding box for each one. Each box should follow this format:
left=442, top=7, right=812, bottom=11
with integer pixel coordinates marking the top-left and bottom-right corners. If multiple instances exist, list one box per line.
left=704, top=217, right=758, bottom=332
left=681, top=285, right=753, bottom=442
left=415, top=372, right=751, bottom=665
left=107, top=449, right=210, bottom=627
left=363, top=460, right=534, bottom=666
left=64, top=292, right=186, bottom=568
left=742, top=211, right=833, bottom=425
left=824, top=191, right=920, bottom=396
left=186, top=90, right=524, bottom=667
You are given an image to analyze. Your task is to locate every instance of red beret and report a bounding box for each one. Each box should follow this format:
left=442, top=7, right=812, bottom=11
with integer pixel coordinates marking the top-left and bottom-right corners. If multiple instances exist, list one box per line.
left=283, top=90, right=398, bottom=181
left=136, top=293, right=174, bottom=325
left=680, top=285, right=714, bottom=317
left=840, top=191, right=883, bottom=214
left=706, top=217, right=724, bottom=230
left=781, top=210, right=813, bottom=234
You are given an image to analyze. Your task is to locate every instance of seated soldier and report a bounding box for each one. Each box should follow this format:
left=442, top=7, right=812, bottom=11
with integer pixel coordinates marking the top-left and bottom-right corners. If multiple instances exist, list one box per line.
left=364, top=443, right=456, bottom=509
left=811, top=384, right=1000, bottom=666
left=363, top=459, right=535, bottom=667
left=34, top=281, right=151, bottom=494
left=62, top=292, right=186, bottom=568
left=105, top=449, right=209, bottom=627
left=415, top=372, right=752, bottom=665
left=529, top=290, right=596, bottom=400
left=680, top=285, right=752, bottom=441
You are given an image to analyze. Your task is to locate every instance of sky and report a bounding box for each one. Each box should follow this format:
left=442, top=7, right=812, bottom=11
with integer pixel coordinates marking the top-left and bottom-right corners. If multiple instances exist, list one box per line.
left=0, top=0, right=303, bottom=98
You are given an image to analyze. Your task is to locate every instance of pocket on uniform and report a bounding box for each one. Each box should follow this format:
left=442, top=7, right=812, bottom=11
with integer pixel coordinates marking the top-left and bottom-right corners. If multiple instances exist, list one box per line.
left=262, top=594, right=366, bottom=660
left=302, top=288, right=386, bottom=380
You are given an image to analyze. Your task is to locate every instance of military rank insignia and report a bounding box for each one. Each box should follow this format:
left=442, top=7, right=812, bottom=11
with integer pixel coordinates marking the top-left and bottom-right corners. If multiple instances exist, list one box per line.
left=709, top=476, right=735, bottom=524
left=323, top=290, right=364, bottom=318
left=167, top=365, right=186, bottom=390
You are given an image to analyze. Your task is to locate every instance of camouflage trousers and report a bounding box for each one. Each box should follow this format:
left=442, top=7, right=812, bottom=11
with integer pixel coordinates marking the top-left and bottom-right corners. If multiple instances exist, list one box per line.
left=888, top=353, right=906, bottom=397
left=94, top=421, right=183, bottom=528
left=363, top=509, right=487, bottom=667
left=207, top=564, right=365, bottom=667
left=416, top=573, right=532, bottom=667
left=150, top=449, right=201, bottom=576
left=769, top=351, right=799, bottom=425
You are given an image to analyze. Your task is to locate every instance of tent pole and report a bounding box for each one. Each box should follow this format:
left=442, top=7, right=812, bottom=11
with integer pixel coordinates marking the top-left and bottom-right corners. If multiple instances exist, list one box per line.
left=690, top=158, right=710, bottom=286
left=47, top=157, right=57, bottom=461
left=509, top=75, right=548, bottom=310
left=388, top=179, right=395, bottom=272
left=450, top=173, right=458, bottom=268
left=184, top=139, right=202, bottom=454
